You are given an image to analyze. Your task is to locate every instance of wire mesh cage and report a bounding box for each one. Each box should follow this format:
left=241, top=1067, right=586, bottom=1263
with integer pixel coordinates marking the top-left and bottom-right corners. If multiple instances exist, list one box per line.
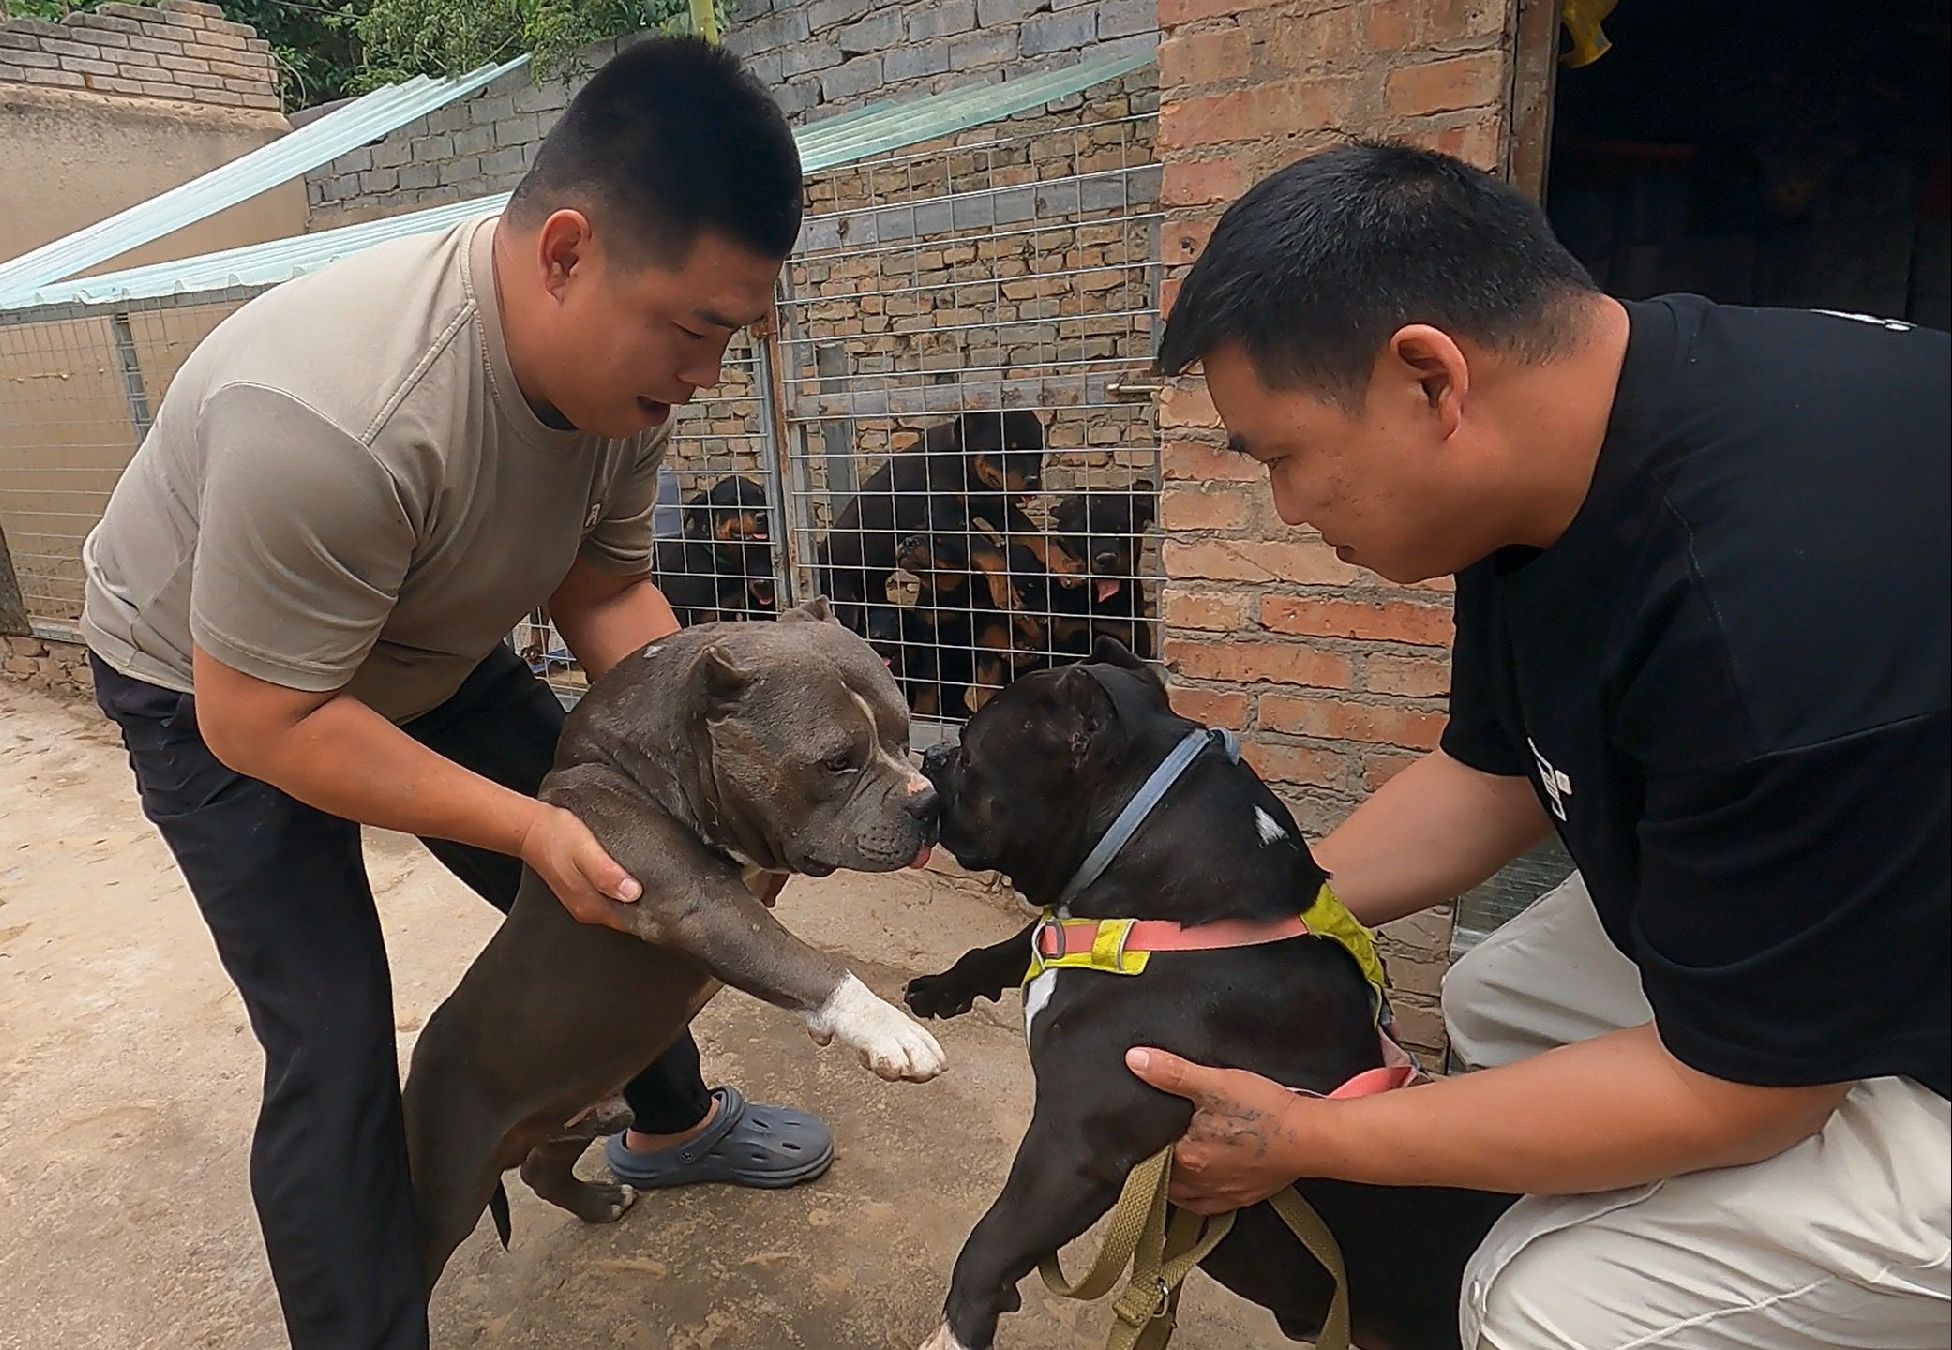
left=0, top=294, right=245, bottom=626
left=773, top=79, right=1164, bottom=736
left=0, top=62, right=1162, bottom=731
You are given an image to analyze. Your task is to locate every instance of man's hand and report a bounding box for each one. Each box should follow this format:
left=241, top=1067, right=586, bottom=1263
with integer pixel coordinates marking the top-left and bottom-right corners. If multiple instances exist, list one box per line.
left=518, top=803, right=645, bottom=928
left=1126, top=1047, right=1312, bottom=1214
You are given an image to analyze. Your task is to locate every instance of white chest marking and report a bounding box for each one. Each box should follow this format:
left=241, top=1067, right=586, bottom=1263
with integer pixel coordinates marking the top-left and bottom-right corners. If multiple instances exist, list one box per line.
left=1253, top=806, right=1287, bottom=845
left=1023, top=967, right=1059, bottom=1039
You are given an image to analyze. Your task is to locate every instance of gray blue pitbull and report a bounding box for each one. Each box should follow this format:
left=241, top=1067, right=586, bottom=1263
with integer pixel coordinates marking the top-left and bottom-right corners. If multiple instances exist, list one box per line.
left=401, top=598, right=947, bottom=1286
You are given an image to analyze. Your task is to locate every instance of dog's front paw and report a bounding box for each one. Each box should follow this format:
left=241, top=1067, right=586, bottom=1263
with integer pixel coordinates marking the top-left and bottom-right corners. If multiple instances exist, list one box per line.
left=904, top=966, right=992, bottom=1020
left=808, top=974, right=948, bottom=1082
left=918, top=1321, right=979, bottom=1350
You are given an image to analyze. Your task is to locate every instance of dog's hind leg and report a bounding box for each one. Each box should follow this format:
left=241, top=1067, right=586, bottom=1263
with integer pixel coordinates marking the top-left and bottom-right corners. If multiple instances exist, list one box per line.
left=929, top=1103, right=1164, bottom=1350
left=518, top=1095, right=640, bottom=1225
left=404, top=1081, right=521, bottom=1289
left=521, top=1134, right=640, bottom=1225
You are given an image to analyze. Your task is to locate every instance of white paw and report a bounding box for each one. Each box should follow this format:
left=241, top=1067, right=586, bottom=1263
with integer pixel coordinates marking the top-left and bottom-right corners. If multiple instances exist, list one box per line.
left=609, top=1185, right=639, bottom=1221
left=807, top=974, right=948, bottom=1083
left=917, top=1321, right=977, bottom=1350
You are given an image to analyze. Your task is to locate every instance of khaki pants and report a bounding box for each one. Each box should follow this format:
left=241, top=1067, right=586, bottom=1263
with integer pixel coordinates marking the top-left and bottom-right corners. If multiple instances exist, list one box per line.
left=1444, top=874, right=1951, bottom=1349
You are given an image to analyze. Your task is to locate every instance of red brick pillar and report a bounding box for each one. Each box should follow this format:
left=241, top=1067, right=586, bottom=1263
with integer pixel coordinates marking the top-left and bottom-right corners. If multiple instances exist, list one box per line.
left=1154, top=0, right=1520, bottom=1057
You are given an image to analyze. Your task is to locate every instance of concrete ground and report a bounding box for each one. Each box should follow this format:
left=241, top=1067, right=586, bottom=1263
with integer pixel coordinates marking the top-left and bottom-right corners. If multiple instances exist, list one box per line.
left=0, top=682, right=1291, bottom=1350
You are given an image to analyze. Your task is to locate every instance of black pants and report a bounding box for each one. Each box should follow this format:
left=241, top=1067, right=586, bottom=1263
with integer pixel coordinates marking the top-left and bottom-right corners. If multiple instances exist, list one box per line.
left=92, top=645, right=712, bottom=1350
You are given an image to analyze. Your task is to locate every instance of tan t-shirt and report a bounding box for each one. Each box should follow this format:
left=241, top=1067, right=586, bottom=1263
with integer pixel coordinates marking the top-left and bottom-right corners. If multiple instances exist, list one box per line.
left=82, top=214, right=669, bottom=723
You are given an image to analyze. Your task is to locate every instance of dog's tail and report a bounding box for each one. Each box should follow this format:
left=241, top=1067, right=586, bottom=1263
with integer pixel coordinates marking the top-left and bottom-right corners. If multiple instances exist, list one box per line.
left=489, top=1179, right=511, bottom=1249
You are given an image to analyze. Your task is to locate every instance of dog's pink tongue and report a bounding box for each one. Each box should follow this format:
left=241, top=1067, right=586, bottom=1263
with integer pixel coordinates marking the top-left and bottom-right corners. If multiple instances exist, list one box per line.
left=1096, top=578, right=1120, bottom=603
left=908, top=843, right=934, bottom=870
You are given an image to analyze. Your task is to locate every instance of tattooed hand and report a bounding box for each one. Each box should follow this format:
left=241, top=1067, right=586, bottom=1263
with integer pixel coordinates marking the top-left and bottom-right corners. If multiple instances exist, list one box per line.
left=1124, top=1047, right=1314, bottom=1214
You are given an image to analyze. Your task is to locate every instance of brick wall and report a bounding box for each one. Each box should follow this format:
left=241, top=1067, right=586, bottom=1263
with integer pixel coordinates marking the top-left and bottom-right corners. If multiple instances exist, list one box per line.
left=0, top=0, right=279, bottom=109
left=305, top=0, right=1156, bottom=229
left=1154, top=0, right=1519, bottom=1057
left=1, top=633, right=93, bottom=701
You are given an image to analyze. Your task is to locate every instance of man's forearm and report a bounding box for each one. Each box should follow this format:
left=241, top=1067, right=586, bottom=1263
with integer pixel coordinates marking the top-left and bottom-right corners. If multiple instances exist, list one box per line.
left=1314, top=749, right=1551, bottom=926
left=222, top=690, right=546, bottom=854
left=552, top=572, right=680, bottom=682
left=1287, top=1024, right=1848, bottom=1195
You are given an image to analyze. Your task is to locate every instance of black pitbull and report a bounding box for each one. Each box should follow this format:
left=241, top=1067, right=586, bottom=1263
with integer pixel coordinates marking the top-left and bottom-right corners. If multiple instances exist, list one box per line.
left=904, top=642, right=1514, bottom=1350
left=401, top=599, right=948, bottom=1287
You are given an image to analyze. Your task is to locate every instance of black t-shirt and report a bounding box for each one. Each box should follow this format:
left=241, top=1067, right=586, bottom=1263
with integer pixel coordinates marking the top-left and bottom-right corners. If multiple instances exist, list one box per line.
left=1444, top=295, right=1951, bottom=1100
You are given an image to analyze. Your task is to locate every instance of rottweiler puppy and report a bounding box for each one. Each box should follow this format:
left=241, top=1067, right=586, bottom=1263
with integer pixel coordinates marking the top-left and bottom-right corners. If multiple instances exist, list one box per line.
left=892, top=517, right=1052, bottom=719
left=681, top=475, right=777, bottom=617
left=653, top=537, right=744, bottom=627
left=1046, top=480, right=1158, bottom=661
left=818, top=410, right=1077, bottom=639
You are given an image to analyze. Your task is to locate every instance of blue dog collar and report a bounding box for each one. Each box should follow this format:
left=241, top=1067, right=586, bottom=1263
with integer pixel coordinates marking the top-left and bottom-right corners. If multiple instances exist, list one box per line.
left=1052, top=724, right=1240, bottom=913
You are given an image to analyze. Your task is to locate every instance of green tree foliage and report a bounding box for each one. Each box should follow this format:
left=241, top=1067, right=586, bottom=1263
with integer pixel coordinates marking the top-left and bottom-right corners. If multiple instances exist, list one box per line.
left=353, top=0, right=720, bottom=93
left=4, top=1, right=719, bottom=108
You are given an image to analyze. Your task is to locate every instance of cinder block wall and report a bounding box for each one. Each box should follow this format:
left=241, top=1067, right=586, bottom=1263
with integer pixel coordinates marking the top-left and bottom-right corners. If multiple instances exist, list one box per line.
left=0, top=0, right=278, bottom=108
left=305, top=0, right=1158, bottom=229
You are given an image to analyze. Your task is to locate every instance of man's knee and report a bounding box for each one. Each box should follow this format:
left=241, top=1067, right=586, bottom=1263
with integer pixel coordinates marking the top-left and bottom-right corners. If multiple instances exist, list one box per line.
left=1464, top=1207, right=1686, bottom=1350
left=1467, top=1229, right=1586, bottom=1350
left=1441, top=871, right=1647, bottom=1069
left=244, top=947, right=400, bottom=1089
left=1440, top=907, right=1547, bottom=1071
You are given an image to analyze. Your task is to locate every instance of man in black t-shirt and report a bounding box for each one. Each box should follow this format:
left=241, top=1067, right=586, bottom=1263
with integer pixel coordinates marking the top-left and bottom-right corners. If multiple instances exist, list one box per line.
left=1128, top=142, right=1950, bottom=1346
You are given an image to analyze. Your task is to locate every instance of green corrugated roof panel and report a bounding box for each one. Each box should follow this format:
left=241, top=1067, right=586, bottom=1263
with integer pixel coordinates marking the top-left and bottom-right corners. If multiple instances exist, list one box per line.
left=4, top=50, right=1155, bottom=314
left=796, top=51, right=1153, bottom=173
left=0, top=56, right=530, bottom=308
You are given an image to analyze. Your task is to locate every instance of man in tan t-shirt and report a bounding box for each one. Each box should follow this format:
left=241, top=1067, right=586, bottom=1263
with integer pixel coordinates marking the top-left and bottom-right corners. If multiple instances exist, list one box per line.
left=85, top=39, right=818, bottom=1349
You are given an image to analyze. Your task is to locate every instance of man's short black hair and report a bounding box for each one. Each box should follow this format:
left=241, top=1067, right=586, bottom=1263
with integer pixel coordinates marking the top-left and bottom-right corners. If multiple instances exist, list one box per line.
left=508, top=36, right=803, bottom=264
left=1157, top=141, right=1598, bottom=403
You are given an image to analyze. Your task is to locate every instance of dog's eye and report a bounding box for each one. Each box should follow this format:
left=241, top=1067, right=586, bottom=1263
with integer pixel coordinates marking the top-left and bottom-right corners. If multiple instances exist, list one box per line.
left=822, top=752, right=859, bottom=774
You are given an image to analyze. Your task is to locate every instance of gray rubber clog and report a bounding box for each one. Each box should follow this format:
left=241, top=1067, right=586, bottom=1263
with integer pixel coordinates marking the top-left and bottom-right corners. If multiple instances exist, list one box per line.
left=603, top=1085, right=835, bottom=1190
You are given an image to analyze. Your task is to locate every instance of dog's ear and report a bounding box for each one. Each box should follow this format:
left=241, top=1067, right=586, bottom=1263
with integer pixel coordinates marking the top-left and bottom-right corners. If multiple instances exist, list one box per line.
left=1051, top=494, right=1085, bottom=537
left=681, top=483, right=713, bottom=539
left=781, top=595, right=836, bottom=625
left=1050, top=664, right=1115, bottom=763
left=1090, top=636, right=1168, bottom=700
left=1090, top=635, right=1144, bottom=671
left=1131, top=482, right=1158, bottom=530
left=697, top=642, right=751, bottom=714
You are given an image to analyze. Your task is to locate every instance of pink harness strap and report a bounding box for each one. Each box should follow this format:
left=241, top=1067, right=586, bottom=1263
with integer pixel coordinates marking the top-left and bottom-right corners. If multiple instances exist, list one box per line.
left=1321, top=1035, right=1424, bottom=1099
left=1034, top=913, right=1313, bottom=960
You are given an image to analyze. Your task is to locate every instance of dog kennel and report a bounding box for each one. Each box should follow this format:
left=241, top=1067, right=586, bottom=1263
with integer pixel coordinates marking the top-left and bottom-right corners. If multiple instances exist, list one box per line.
left=0, top=52, right=1164, bottom=738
